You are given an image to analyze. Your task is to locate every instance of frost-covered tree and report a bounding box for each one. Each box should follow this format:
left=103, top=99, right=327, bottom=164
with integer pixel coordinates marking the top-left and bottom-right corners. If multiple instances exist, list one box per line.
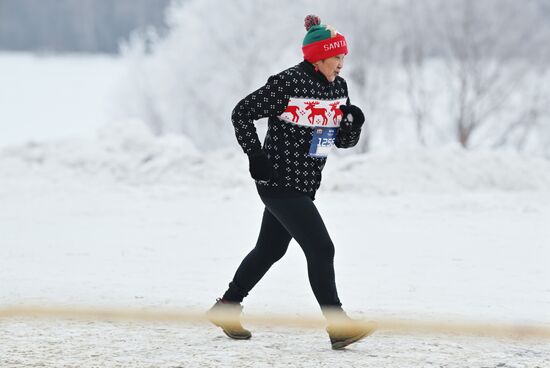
left=426, top=0, right=548, bottom=148
left=119, top=0, right=550, bottom=156
left=399, top=0, right=436, bottom=146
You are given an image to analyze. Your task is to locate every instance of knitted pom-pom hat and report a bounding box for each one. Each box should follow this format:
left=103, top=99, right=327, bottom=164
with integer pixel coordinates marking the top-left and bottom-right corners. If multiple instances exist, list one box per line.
left=302, top=15, right=348, bottom=63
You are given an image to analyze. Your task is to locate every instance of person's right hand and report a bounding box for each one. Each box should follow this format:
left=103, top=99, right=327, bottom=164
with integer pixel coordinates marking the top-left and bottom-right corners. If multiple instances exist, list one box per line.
left=339, top=104, right=365, bottom=132
left=247, top=150, right=277, bottom=181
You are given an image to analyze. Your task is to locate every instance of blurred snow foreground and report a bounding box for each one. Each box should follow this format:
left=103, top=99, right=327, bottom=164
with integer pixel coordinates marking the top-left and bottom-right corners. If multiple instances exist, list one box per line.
left=1, top=118, right=549, bottom=194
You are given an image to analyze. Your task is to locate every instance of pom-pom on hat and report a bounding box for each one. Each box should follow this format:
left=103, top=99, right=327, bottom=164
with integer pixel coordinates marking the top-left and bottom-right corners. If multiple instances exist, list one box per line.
left=302, top=15, right=348, bottom=63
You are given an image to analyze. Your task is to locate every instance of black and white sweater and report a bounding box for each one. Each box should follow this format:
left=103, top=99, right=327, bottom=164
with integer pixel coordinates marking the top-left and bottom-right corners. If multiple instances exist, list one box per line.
left=231, top=61, right=362, bottom=199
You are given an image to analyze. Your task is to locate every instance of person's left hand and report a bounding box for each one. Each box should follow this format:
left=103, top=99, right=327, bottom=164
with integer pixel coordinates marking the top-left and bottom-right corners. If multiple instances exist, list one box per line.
left=339, top=104, right=365, bottom=132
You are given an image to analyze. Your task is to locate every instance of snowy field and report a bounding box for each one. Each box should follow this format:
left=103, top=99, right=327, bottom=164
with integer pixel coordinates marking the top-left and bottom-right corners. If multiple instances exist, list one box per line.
left=0, top=52, right=124, bottom=147
left=1, top=54, right=550, bottom=367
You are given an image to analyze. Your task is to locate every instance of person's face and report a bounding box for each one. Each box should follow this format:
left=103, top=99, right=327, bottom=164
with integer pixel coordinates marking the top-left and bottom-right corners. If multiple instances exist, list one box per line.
left=314, top=54, right=345, bottom=82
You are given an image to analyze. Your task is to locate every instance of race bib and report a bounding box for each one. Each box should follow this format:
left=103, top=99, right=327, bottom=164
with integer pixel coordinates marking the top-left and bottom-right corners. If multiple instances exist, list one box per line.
left=309, top=127, right=337, bottom=158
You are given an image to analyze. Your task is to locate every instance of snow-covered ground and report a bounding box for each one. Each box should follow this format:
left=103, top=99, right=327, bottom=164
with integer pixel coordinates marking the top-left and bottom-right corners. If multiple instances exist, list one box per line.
left=0, top=53, right=549, bottom=367
left=1, top=126, right=549, bottom=366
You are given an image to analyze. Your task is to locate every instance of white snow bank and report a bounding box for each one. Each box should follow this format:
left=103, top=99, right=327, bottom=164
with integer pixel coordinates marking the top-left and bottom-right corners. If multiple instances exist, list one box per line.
left=0, top=119, right=250, bottom=188
left=1, top=121, right=549, bottom=194
left=325, top=146, right=550, bottom=195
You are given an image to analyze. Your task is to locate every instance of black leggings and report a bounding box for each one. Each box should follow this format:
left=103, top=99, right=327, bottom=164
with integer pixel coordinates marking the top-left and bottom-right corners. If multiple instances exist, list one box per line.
left=222, top=194, right=342, bottom=309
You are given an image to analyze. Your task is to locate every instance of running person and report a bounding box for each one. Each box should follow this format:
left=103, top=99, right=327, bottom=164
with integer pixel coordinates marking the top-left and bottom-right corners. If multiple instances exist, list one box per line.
left=207, top=15, right=373, bottom=349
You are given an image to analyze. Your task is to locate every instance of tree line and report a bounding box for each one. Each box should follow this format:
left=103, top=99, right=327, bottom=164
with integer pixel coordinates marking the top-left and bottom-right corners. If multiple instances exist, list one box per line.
left=0, top=0, right=171, bottom=53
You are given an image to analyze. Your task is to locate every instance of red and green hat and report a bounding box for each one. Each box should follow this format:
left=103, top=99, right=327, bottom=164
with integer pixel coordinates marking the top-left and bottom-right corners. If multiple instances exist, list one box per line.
left=302, top=15, right=348, bottom=63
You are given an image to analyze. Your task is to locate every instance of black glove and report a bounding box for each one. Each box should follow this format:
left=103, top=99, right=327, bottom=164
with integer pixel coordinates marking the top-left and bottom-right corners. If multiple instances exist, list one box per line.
left=339, top=104, right=365, bottom=132
left=247, top=150, right=277, bottom=181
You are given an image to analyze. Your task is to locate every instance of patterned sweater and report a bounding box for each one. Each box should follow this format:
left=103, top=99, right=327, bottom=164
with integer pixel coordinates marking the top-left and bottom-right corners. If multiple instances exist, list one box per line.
left=231, top=61, right=362, bottom=199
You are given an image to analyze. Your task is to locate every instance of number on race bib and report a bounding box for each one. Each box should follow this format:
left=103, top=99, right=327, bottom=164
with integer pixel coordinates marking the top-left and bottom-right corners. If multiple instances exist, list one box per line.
left=309, top=127, right=337, bottom=158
